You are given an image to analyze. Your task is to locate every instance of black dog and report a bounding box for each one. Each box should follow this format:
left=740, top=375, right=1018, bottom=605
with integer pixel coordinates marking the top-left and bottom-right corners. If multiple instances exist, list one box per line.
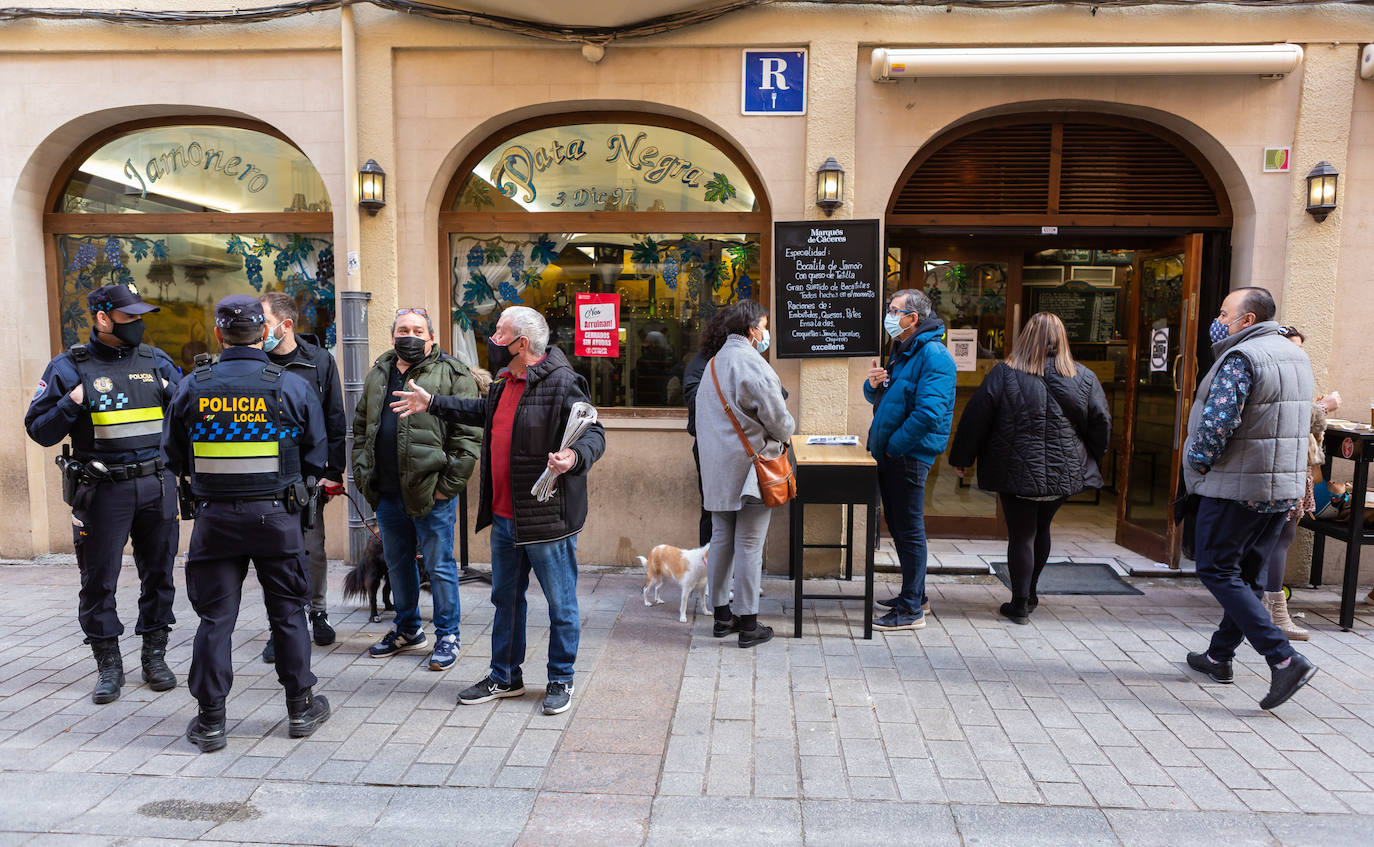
left=343, top=535, right=430, bottom=622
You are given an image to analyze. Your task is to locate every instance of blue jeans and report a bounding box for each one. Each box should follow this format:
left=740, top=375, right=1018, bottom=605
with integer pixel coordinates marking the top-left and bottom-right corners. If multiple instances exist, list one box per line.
left=1195, top=496, right=1294, bottom=666
left=489, top=515, right=580, bottom=685
left=878, top=455, right=931, bottom=616
left=375, top=494, right=461, bottom=639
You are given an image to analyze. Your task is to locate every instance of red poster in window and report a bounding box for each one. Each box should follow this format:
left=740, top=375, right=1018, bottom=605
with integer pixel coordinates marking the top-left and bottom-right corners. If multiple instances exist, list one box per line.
left=575, top=293, right=620, bottom=358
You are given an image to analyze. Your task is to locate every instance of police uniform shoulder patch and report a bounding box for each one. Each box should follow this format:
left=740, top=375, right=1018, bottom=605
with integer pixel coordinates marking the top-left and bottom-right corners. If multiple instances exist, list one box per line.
left=93, top=376, right=114, bottom=394
left=32, top=379, right=45, bottom=401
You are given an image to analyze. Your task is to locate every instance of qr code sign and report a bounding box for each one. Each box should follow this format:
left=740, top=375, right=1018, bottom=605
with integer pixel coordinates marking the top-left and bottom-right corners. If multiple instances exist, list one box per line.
left=953, top=342, right=972, bottom=358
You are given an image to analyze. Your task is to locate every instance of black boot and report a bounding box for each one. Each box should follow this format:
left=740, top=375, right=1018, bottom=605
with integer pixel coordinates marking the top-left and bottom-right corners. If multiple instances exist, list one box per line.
left=713, top=605, right=741, bottom=638
left=186, top=701, right=227, bottom=753
left=999, top=597, right=1030, bottom=625
left=141, top=629, right=177, bottom=692
left=1027, top=592, right=1039, bottom=613
left=738, top=614, right=774, bottom=648
left=90, top=638, right=124, bottom=704
left=286, top=687, right=331, bottom=738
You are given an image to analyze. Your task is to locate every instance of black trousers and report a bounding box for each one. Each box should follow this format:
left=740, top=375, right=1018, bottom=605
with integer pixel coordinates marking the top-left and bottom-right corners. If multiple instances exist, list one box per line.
left=1195, top=497, right=1294, bottom=666
left=999, top=494, right=1066, bottom=600
left=186, top=499, right=317, bottom=706
left=72, top=472, right=178, bottom=642
left=692, top=440, right=712, bottom=548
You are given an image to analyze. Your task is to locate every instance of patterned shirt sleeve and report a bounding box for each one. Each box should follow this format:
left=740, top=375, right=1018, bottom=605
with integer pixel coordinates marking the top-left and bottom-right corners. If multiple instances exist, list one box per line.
left=1186, top=352, right=1252, bottom=473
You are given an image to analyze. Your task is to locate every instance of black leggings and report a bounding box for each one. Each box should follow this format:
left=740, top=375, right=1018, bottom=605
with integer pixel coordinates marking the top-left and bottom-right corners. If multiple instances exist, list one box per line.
left=1000, top=494, right=1067, bottom=600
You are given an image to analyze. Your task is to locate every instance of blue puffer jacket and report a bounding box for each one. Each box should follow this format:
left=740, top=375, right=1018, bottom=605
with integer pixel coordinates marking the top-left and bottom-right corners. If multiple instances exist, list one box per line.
left=864, top=317, right=957, bottom=464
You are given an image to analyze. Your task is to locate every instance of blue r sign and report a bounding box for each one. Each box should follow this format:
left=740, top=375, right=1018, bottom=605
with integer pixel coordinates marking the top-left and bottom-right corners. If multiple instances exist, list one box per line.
left=742, top=49, right=807, bottom=116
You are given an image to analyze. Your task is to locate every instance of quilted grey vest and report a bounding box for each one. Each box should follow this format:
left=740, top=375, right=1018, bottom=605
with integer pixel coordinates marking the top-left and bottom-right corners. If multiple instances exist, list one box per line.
left=1183, top=321, right=1313, bottom=502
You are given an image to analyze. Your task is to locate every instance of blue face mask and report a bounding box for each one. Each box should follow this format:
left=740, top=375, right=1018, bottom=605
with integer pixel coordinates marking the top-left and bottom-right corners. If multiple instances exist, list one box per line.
left=262, top=321, right=283, bottom=353
left=884, top=312, right=906, bottom=339
left=754, top=327, right=771, bottom=354
left=1209, top=315, right=1242, bottom=344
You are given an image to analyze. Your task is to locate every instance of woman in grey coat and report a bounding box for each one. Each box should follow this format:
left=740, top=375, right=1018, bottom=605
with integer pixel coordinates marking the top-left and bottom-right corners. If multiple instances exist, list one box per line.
left=695, top=300, right=795, bottom=647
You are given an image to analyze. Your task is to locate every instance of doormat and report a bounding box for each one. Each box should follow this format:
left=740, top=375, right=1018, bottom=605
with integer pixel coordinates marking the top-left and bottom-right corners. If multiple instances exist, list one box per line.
left=989, top=561, right=1143, bottom=596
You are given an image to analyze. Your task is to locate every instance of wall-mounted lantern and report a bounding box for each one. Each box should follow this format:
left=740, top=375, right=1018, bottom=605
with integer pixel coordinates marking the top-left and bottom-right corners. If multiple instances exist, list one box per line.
left=358, top=159, right=387, bottom=215
left=816, top=157, right=845, bottom=217
left=1305, top=160, right=1338, bottom=222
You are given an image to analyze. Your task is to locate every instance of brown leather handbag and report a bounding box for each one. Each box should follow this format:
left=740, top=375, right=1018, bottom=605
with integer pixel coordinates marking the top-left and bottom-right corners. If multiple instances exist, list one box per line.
left=711, top=359, right=796, bottom=507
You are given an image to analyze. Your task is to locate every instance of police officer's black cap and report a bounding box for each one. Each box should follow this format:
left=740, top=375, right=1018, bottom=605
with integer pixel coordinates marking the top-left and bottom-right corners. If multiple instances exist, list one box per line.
left=215, top=294, right=266, bottom=328
left=87, top=283, right=159, bottom=316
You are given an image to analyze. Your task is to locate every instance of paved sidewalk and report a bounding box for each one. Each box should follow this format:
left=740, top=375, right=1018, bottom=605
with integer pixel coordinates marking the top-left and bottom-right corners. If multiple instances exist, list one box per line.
left=2, top=557, right=1374, bottom=845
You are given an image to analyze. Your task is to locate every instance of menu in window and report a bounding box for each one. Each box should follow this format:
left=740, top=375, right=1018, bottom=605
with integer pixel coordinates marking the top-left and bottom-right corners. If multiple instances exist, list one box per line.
left=773, top=219, right=881, bottom=358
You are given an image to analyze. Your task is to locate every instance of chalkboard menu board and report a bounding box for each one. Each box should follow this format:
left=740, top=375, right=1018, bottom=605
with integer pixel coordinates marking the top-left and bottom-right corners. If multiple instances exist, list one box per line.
left=773, top=219, right=881, bottom=358
left=1029, top=281, right=1119, bottom=344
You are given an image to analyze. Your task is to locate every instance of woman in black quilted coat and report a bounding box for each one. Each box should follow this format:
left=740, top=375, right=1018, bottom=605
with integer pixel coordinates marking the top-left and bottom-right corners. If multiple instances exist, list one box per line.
left=949, top=312, right=1111, bottom=625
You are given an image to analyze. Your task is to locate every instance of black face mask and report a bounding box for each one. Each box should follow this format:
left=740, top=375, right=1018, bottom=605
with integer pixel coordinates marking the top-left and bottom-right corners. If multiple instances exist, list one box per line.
left=110, top=318, right=145, bottom=347
left=486, top=336, right=519, bottom=372
left=394, top=336, right=428, bottom=364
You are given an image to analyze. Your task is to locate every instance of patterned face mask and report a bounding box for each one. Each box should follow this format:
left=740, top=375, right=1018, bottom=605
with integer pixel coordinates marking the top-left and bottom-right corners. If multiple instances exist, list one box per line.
left=1209, top=315, right=1244, bottom=344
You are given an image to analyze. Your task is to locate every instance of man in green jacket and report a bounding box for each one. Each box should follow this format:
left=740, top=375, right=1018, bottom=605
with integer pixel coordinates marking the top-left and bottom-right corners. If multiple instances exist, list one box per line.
left=351, top=308, right=481, bottom=671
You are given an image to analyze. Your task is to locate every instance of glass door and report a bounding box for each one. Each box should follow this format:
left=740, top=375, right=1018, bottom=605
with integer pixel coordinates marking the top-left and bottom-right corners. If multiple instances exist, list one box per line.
left=1115, top=234, right=1203, bottom=564
left=889, top=244, right=1019, bottom=538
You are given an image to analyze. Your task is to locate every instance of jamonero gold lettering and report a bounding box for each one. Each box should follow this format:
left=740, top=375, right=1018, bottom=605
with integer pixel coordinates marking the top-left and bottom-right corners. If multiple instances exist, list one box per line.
left=199, top=396, right=268, bottom=414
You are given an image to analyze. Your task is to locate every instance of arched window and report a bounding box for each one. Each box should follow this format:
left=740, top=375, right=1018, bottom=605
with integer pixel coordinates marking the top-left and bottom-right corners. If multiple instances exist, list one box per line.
left=441, top=113, right=770, bottom=410
left=45, top=119, right=335, bottom=368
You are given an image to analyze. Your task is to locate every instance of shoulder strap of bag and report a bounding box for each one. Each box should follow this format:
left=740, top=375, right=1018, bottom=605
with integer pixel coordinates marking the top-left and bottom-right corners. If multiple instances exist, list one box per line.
left=711, top=359, right=759, bottom=460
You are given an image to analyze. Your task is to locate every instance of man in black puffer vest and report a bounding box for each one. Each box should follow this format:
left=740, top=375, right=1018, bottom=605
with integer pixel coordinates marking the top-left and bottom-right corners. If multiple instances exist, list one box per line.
left=390, top=306, right=605, bottom=716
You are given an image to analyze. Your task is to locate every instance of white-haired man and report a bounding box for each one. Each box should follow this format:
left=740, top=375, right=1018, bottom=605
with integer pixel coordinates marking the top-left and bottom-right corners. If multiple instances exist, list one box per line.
left=391, top=306, right=605, bottom=715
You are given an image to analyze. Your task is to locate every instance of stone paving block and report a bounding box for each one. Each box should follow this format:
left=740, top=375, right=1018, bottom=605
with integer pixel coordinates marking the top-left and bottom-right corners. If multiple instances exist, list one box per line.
left=1132, top=784, right=1196, bottom=811
left=1038, top=780, right=1096, bottom=807
left=356, top=786, right=534, bottom=847
left=834, top=705, right=879, bottom=740
left=206, top=780, right=393, bottom=844
left=706, top=753, right=753, bottom=797
left=448, top=746, right=508, bottom=787
left=401, top=762, right=453, bottom=785
left=1103, top=745, right=1174, bottom=787
left=517, top=791, right=650, bottom=847
left=927, top=740, right=982, bottom=781
left=954, top=800, right=1120, bottom=846
left=939, top=778, right=998, bottom=805
left=1104, top=809, right=1272, bottom=846
left=543, top=751, right=661, bottom=795
left=1049, top=727, right=1113, bottom=766
left=848, top=776, right=899, bottom=799
left=1232, top=787, right=1299, bottom=813
left=355, top=740, right=422, bottom=785
left=981, top=759, right=1042, bottom=804
left=914, top=707, right=964, bottom=741
left=799, top=755, right=848, bottom=799
left=646, top=797, right=801, bottom=845
left=1073, top=763, right=1146, bottom=809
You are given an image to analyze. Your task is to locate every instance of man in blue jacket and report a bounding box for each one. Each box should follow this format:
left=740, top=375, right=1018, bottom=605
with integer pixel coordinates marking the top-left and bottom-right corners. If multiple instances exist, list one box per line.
left=864, top=289, right=956, bottom=631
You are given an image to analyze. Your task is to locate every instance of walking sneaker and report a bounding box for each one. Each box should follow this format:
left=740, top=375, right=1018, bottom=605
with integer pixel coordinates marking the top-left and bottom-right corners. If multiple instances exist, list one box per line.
left=368, top=629, right=427, bottom=658
left=1260, top=652, right=1317, bottom=710
left=1263, top=591, right=1310, bottom=641
left=429, top=634, right=459, bottom=671
left=310, top=611, right=337, bottom=646
left=873, top=609, right=926, bottom=631
left=1186, top=651, right=1234, bottom=684
left=543, top=681, right=574, bottom=715
left=458, top=674, right=525, bottom=705
left=877, top=596, right=932, bottom=615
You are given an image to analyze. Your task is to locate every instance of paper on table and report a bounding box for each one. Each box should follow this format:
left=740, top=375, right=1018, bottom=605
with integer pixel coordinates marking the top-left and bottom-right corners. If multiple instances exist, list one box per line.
left=805, top=435, right=859, bottom=446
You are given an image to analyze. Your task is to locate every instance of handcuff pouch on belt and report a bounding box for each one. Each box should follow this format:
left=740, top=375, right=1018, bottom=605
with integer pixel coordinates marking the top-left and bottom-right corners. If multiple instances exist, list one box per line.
left=177, top=477, right=199, bottom=520
left=56, top=445, right=107, bottom=510
left=285, top=479, right=318, bottom=530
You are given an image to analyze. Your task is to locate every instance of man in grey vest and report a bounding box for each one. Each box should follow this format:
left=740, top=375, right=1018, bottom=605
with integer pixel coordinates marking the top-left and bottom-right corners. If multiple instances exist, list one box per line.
left=1182, top=286, right=1316, bottom=710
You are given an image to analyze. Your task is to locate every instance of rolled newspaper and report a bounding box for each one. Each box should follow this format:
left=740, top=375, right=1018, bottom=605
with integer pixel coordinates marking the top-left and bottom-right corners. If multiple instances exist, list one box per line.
left=531, top=401, right=598, bottom=502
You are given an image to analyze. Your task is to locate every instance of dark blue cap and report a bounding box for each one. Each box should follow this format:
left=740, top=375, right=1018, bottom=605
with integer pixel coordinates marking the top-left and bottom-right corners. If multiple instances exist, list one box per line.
left=87, top=282, right=158, bottom=315
left=214, top=294, right=265, bottom=328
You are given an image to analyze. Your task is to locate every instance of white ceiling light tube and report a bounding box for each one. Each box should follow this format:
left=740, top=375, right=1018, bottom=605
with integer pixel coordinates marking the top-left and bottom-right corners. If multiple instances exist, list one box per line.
left=871, top=44, right=1304, bottom=81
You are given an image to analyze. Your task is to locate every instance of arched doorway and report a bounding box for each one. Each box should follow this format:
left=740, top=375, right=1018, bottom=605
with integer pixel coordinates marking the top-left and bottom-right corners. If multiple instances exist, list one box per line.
left=885, top=112, right=1234, bottom=565
left=439, top=112, right=770, bottom=411
left=44, top=118, right=336, bottom=368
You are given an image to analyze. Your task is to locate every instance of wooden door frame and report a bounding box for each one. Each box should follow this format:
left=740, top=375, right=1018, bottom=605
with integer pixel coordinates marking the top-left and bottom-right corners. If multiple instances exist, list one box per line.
left=1114, top=233, right=1203, bottom=565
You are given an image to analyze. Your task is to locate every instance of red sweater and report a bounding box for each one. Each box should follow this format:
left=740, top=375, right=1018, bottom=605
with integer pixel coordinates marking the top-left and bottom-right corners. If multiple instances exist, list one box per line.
left=489, top=373, right=528, bottom=519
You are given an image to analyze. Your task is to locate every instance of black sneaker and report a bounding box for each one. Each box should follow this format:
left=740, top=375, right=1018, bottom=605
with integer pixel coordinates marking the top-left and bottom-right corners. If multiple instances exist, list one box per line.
left=1260, top=653, right=1317, bottom=710
left=543, top=681, right=574, bottom=715
left=739, top=623, right=775, bottom=648
left=713, top=615, right=742, bottom=638
left=368, top=629, right=426, bottom=658
left=310, top=611, right=336, bottom=646
left=1186, top=651, right=1234, bottom=684
left=261, top=640, right=275, bottom=664
left=458, top=674, right=525, bottom=705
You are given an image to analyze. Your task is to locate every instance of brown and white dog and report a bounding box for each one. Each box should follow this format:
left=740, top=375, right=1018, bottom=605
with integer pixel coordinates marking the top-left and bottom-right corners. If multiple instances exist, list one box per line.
left=639, top=544, right=711, bottom=623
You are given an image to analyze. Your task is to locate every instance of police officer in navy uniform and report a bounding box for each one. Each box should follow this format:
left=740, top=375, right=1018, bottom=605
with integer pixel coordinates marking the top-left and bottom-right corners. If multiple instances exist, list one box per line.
left=24, top=282, right=181, bottom=705
left=163, top=295, right=330, bottom=753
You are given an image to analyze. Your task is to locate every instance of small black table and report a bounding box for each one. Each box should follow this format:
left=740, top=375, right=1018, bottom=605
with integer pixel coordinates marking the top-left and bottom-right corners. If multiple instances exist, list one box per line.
left=1300, top=422, right=1374, bottom=631
left=788, top=441, right=879, bottom=639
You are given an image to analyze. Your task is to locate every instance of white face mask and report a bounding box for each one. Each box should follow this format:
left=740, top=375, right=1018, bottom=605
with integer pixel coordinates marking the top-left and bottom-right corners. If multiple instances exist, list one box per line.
left=262, top=320, right=284, bottom=353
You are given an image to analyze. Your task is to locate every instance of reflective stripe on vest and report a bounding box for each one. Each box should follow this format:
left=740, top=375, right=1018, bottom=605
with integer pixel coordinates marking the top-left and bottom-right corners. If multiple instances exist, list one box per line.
left=191, top=439, right=280, bottom=475
left=90, top=406, right=163, bottom=442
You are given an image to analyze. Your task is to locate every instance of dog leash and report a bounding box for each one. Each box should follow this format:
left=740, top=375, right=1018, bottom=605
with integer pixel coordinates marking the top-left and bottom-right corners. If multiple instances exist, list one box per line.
left=335, top=488, right=384, bottom=545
